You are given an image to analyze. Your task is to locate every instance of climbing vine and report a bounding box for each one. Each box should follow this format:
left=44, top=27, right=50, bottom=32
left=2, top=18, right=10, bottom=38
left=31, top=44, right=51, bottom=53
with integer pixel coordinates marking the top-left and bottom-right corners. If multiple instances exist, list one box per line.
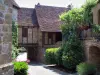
left=12, top=21, right=19, bottom=59
left=12, top=21, right=18, bottom=47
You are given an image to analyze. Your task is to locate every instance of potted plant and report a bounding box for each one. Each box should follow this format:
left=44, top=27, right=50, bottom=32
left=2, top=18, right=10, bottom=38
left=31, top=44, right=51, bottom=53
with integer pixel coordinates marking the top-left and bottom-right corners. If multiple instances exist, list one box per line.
left=79, top=25, right=89, bottom=30
left=83, top=25, right=89, bottom=30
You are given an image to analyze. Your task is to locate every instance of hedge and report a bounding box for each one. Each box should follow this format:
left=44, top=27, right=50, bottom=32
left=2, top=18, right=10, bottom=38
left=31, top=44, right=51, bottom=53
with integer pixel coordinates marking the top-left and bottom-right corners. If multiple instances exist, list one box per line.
left=45, top=48, right=59, bottom=64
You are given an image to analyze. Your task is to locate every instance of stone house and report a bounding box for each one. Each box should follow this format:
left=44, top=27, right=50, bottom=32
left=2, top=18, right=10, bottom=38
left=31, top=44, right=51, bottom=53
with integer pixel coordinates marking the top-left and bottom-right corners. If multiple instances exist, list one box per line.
left=18, top=4, right=70, bottom=62
left=80, top=2, right=100, bottom=70
left=0, top=0, right=19, bottom=75
left=17, top=0, right=100, bottom=70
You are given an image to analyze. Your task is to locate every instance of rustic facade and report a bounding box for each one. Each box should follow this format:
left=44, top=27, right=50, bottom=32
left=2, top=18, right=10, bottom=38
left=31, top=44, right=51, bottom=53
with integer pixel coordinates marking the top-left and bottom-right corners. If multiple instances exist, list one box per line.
left=18, top=4, right=70, bottom=62
left=0, top=0, right=19, bottom=74
left=83, top=2, right=100, bottom=70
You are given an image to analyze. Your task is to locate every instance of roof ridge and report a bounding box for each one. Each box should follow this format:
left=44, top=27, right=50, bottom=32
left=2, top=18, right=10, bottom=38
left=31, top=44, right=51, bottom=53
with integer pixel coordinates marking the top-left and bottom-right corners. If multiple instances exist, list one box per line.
left=20, top=7, right=34, bottom=9
left=35, top=4, right=68, bottom=9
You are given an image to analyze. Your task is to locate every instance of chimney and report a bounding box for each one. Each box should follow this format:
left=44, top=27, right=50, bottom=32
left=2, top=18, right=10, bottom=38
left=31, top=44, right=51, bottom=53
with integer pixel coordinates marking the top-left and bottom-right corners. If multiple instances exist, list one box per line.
left=35, top=3, right=41, bottom=7
left=37, top=3, right=40, bottom=6
left=67, top=4, right=73, bottom=10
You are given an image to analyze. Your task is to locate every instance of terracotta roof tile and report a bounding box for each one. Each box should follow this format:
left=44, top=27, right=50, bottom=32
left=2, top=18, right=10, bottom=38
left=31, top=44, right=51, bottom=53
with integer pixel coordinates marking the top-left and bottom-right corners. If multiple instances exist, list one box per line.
left=18, top=8, right=38, bottom=26
left=35, top=5, right=69, bottom=32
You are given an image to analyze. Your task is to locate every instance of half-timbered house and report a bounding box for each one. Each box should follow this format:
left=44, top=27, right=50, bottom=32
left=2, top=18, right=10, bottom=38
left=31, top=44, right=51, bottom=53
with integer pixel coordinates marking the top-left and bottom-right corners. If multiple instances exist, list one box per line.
left=18, top=4, right=70, bottom=62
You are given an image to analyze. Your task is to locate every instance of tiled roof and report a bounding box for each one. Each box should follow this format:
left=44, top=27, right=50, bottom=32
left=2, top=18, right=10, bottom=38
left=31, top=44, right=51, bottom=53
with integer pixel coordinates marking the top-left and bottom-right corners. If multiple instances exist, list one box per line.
left=35, top=5, right=69, bottom=32
left=18, top=8, right=38, bottom=26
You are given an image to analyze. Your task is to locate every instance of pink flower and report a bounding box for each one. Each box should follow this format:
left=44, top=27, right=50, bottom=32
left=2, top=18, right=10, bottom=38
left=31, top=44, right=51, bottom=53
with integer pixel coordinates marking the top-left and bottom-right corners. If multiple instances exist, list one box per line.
left=26, top=59, right=30, bottom=63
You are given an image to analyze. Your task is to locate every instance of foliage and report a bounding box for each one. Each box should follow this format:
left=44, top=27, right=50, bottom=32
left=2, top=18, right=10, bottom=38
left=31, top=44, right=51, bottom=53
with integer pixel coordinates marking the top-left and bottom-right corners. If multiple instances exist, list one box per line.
left=60, top=8, right=84, bottom=41
left=82, top=0, right=100, bottom=34
left=58, top=0, right=98, bottom=70
left=77, top=62, right=96, bottom=75
left=60, top=8, right=84, bottom=26
left=92, top=24, right=100, bottom=33
left=59, top=6, right=85, bottom=69
left=62, top=34, right=84, bottom=69
left=12, top=45, right=19, bottom=59
left=12, top=21, right=18, bottom=47
left=55, top=47, right=63, bottom=65
left=12, top=21, right=19, bottom=59
left=82, top=0, right=97, bottom=25
left=14, top=62, right=28, bottom=75
left=45, top=48, right=59, bottom=64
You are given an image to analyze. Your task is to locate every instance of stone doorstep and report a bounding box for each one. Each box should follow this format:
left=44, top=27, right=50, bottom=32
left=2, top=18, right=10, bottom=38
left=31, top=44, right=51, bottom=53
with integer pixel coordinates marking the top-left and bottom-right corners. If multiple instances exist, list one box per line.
left=0, top=63, right=13, bottom=73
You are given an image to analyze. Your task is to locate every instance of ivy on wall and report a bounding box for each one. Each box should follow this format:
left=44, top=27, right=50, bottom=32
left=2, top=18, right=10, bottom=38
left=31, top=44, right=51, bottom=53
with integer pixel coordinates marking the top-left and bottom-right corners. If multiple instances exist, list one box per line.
left=12, top=21, right=19, bottom=59
left=12, top=21, right=18, bottom=47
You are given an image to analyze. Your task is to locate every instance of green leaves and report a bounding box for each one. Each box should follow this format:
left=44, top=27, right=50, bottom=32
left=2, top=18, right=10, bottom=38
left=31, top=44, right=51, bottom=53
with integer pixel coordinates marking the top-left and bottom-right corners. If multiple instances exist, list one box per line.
left=77, top=62, right=96, bottom=75
left=12, top=21, right=18, bottom=47
left=14, top=62, right=28, bottom=75
left=83, top=0, right=97, bottom=24
left=12, top=21, right=19, bottom=59
left=45, top=48, right=59, bottom=64
left=62, top=34, right=84, bottom=69
left=60, top=8, right=84, bottom=26
left=92, top=24, right=100, bottom=33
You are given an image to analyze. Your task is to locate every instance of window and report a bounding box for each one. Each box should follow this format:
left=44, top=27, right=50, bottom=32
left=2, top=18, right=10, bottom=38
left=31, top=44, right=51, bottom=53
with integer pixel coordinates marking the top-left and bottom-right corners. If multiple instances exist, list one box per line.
left=56, top=32, right=62, bottom=42
left=22, top=27, right=28, bottom=37
left=44, top=32, right=48, bottom=44
left=48, top=33, right=53, bottom=44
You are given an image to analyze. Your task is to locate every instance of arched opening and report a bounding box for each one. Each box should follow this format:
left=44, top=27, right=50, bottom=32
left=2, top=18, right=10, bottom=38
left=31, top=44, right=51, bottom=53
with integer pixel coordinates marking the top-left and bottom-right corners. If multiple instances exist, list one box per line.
left=89, top=46, right=100, bottom=65
left=98, top=10, right=100, bottom=24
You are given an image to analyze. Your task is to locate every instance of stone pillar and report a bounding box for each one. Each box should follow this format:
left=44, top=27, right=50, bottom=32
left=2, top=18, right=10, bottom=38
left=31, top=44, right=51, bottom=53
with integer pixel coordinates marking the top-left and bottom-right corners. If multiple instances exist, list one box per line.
left=37, top=29, right=44, bottom=62
left=0, top=0, right=14, bottom=75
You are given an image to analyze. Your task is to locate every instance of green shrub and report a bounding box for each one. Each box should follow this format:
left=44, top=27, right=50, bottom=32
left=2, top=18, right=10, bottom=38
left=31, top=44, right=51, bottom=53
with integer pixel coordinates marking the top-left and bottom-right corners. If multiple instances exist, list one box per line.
left=62, top=34, right=84, bottom=69
left=12, top=45, right=19, bottom=59
left=55, top=47, right=63, bottom=65
left=45, top=48, right=59, bottom=64
left=14, top=62, right=28, bottom=75
left=77, top=62, right=97, bottom=75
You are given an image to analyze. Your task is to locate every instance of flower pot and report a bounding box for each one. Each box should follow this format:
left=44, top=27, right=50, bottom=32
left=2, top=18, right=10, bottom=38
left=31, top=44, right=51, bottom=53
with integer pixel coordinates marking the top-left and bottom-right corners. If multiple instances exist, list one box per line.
left=79, top=26, right=89, bottom=30
left=84, top=26, right=89, bottom=30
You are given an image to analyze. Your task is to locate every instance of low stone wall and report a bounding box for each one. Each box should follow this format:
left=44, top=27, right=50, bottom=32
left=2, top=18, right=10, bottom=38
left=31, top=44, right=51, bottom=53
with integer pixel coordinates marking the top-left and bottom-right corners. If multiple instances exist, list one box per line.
left=0, top=63, right=14, bottom=75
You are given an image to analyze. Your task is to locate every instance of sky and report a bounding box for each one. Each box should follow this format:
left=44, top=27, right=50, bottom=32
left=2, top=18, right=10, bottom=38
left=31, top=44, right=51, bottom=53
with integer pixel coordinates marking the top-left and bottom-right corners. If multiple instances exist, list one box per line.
left=15, top=0, right=86, bottom=8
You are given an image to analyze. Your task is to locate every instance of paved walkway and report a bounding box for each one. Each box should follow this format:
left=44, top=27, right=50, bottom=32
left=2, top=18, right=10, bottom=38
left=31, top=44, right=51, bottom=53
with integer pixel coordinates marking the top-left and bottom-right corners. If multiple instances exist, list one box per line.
left=28, top=63, right=77, bottom=75
left=17, top=52, right=77, bottom=75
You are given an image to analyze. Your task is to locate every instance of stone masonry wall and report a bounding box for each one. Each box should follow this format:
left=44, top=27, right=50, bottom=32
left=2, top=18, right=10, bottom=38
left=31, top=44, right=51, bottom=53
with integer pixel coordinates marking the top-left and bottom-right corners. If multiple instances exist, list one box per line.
left=0, top=0, right=13, bottom=75
left=84, top=40, right=100, bottom=65
left=92, top=3, right=100, bottom=24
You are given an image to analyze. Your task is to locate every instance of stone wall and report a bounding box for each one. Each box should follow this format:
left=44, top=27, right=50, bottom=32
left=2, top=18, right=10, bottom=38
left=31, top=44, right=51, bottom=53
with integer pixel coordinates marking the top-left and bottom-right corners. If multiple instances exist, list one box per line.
left=0, top=0, right=13, bottom=75
left=84, top=40, right=100, bottom=65
left=12, top=7, right=18, bottom=22
left=92, top=3, right=100, bottom=24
